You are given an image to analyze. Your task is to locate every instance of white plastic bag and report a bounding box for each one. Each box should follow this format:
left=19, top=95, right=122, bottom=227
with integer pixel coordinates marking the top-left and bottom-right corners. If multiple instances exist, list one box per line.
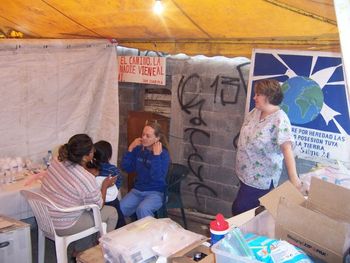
left=300, top=163, right=350, bottom=192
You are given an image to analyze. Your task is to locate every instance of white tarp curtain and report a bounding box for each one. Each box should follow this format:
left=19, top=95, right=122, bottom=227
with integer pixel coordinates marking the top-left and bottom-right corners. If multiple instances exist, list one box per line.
left=0, top=39, right=119, bottom=164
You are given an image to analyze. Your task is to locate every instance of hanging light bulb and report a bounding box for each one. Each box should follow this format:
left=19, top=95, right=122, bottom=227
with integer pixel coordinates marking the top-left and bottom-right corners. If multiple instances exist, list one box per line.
left=153, top=0, right=164, bottom=15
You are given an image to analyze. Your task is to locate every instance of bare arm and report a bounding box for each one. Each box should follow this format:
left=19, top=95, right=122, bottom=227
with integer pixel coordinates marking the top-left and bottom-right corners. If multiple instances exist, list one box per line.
left=281, top=141, right=302, bottom=190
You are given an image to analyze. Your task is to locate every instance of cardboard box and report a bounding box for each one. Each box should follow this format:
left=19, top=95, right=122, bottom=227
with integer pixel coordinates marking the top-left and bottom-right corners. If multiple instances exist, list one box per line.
left=76, top=245, right=104, bottom=263
left=259, top=177, right=350, bottom=263
left=0, top=215, right=32, bottom=263
left=169, top=241, right=214, bottom=263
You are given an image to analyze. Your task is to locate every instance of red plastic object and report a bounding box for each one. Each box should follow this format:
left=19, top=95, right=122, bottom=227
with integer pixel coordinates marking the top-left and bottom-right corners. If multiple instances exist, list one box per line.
left=210, top=213, right=229, bottom=231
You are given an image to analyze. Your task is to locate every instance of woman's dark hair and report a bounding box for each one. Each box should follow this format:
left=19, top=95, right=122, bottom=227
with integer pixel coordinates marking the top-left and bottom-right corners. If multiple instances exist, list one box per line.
left=93, top=140, right=112, bottom=167
left=58, top=134, right=93, bottom=164
left=254, top=79, right=284, bottom=105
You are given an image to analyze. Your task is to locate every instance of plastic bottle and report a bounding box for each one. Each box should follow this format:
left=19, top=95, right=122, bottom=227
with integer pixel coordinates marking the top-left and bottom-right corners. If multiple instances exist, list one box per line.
left=9, top=158, right=18, bottom=183
left=2, top=162, right=12, bottom=184
left=210, top=213, right=229, bottom=246
left=44, top=150, right=53, bottom=167
left=0, top=168, right=5, bottom=185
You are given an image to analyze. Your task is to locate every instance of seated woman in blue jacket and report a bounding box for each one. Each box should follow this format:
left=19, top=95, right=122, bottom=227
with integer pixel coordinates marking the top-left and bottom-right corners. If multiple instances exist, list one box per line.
left=120, top=120, right=170, bottom=219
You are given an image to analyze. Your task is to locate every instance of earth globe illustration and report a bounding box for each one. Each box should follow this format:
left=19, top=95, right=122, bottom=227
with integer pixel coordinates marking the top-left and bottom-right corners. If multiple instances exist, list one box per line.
left=280, top=76, right=324, bottom=125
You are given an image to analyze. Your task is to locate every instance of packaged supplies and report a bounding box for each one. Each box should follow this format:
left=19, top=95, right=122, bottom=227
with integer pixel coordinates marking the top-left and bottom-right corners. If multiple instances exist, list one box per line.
left=300, top=163, right=350, bottom=192
left=211, top=227, right=256, bottom=263
left=99, top=216, right=206, bottom=263
left=244, top=233, right=313, bottom=263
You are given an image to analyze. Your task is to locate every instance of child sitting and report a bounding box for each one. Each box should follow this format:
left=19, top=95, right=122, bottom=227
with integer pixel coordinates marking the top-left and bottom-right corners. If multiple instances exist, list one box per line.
left=89, top=140, right=126, bottom=228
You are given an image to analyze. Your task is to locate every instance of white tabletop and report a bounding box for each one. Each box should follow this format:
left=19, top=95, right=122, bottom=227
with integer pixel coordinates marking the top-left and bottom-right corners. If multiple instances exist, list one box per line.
left=0, top=178, right=41, bottom=220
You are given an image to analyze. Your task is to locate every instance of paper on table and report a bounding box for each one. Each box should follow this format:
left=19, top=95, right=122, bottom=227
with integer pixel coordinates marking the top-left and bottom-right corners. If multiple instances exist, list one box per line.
left=24, top=170, right=47, bottom=186
left=15, top=173, right=25, bottom=181
left=0, top=220, right=14, bottom=230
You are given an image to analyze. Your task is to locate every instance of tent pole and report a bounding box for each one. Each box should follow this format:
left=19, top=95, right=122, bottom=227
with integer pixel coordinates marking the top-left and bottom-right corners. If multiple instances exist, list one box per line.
left=334, top=0, right=350, bottom=92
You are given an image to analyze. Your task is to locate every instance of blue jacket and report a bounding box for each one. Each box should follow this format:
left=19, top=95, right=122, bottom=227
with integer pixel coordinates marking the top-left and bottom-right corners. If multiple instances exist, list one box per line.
left=98, top=162, right=122, bottom=189
left=122, top=145, right=170, bottom=192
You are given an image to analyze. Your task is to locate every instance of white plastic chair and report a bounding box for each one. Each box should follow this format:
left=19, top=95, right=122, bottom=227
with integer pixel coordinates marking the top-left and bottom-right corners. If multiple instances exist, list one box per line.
left=21, top=190, right=106, bottom=263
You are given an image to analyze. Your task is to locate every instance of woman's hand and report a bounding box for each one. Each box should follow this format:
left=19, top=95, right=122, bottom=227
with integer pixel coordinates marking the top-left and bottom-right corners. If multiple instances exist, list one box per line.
left=128, top=138, right=142, bottom=152
left=102, top=175, right=117, bottom=189
left=290, top=176, right=302, bottom=190
left=152, top=141, right=162, bottom=155
left=281, top=142, right=303, bottom=193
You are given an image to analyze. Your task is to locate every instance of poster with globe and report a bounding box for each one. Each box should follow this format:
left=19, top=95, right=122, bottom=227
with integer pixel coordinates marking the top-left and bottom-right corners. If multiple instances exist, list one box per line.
left=247, top=49, right=350, bottom=164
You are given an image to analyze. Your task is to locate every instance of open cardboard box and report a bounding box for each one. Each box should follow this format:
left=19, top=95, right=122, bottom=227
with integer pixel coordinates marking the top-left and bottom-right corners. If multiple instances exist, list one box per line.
left=168, top=240, right=214, bottom=263
left=259, top=177, right=350, bottom=263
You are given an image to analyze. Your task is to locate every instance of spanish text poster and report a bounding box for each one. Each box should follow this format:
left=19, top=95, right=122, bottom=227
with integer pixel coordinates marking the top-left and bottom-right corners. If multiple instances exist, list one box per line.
left=247, top=49, right=350, bottom=164
left=118, top=56, right=166, bottom=85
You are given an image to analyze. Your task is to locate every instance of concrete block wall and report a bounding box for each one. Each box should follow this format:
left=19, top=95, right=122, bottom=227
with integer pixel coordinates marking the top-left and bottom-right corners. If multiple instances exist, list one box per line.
left=167, top=55, right=251, bottom=217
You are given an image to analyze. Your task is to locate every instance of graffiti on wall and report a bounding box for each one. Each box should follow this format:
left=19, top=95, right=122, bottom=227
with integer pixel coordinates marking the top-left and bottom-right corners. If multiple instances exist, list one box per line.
left=177, top=61, right=250, bottom=203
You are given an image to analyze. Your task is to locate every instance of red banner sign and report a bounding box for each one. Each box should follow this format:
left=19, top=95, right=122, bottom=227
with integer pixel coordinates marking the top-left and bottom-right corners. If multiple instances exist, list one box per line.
left=118, top=56, right=166, bottom=85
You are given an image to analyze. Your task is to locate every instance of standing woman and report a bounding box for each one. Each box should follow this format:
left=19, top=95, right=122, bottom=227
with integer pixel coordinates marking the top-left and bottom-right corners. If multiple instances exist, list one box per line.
left=41, top=134, right=118, bottom=252
left=120, top=121, right=170, bottom=219
left=232, top=79, right=302, bottom=215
